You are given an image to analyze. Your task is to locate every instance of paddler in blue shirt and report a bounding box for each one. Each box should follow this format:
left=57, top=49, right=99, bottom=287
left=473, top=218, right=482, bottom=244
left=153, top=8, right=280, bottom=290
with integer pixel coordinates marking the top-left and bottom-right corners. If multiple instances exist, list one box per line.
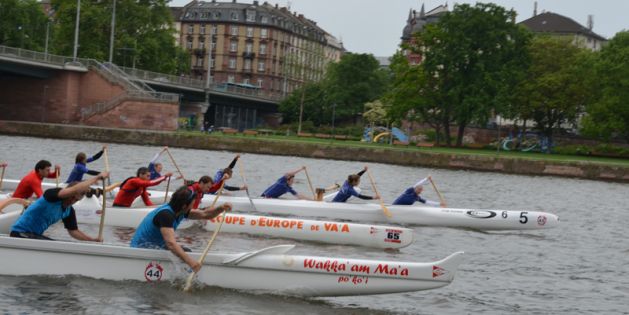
left=130, top=186, right=232, bottom=273
left=332, top=166, right=380, bottom=203
left=148, top=147, right=167, bottom=180
left=210, top=154, right=247, bottom=194
left=10, top=172, right=109, bottom=241
left=261, top=166, right=312, bottom=200
left=65, top=145, right=106, bottom=183
left=392, top=177, right=446, bottom=207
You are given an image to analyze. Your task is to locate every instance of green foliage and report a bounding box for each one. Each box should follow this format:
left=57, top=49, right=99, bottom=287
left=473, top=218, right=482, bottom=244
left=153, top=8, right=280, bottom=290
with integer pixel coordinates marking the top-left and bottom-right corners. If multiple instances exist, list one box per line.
left=0, top=0, right=48, bottom=50
left=362, top=100, right=389, bottom=125
left=278, top=82, right=329, bottom=125
left=581, top=31, right=629, bottom=142
left=50, top=0, right=188, bottom=74
left=553, top=144, right=629, bottom=158
left=390, top=3, right=531, bottom=146
left=512, top=36, right=593, bottom=145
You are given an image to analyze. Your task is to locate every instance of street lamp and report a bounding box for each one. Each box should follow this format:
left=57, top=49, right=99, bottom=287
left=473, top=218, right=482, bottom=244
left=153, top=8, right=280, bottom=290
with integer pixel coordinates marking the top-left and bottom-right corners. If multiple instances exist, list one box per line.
left=72, top=0, right=81, bottom=61
left=108, top=0, right=116, bottom=63
left=331, top=102, right=336, bottom=137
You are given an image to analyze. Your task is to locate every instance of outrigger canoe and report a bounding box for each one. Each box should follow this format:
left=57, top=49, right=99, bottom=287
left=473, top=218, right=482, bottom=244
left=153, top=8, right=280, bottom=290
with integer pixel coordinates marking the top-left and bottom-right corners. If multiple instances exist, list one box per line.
left=0, top=194, right=414, bottom=249
left=1, top=179, right=559, bottom=230
left=0, top=213, right=463, bottom=297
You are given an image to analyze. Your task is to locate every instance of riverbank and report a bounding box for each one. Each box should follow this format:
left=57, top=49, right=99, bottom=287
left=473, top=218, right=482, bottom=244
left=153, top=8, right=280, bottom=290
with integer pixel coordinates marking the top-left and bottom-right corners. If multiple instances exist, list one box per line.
left=1, top=120, right=627, bottom=182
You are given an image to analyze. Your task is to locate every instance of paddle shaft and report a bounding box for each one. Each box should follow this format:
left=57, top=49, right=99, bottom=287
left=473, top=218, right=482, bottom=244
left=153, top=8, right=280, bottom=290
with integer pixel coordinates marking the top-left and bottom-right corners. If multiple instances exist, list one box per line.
left=163, top=176, right=171, bottom=204
left=97, top=179, right=106, bottom=241
left=55, top=168, right=60, bottom=188
left=183, top=181, right=226, bottom=292
left=303, top=168, right=316, bottom=199
left=0, top=165, right=5, bottom=191
left=429, top=177, right=446, bottom=205
left=104, top=147, right=113, bottom=196
left=165, top=148, right=186, bottom=183
left=366, top=170, right=392, bottom=218
left=237, top=159, right=257, bottom=212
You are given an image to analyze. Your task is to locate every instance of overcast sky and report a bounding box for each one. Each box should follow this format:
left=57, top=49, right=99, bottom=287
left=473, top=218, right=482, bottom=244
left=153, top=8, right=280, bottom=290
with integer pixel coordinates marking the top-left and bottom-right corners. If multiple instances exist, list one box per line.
left=170, top=0, right=629, bottom=56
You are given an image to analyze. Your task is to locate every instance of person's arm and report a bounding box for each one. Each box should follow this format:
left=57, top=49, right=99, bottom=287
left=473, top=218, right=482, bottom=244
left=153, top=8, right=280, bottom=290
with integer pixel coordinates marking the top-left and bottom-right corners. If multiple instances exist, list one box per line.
left=58, top=172, right=109, bottom=199
left=64, top=209, right=101, bottom=242
left=46, top=165, right=61, bottom=179
left=136, top=173, right=173, bottom=189
left=161, top=227, right=201, bottom=272
left=227, top=154, right=240, bottom=169
left=417, top=195, right=441, bottom=207
left=86, top=146, right=105, bottom=163
left=141, top=189, right=154, bottom=206
left=296, top=193, right=312, bottom=201
left=0, top=198, right=30, bottom=213
left=223, top=185, right=244, bottom=191
left=357, top=165, right=368, bottom=177
left=32, top=177, right=44, bottom=198
left=284, top=166, right=306, bottom=179
left=188, top=203, right=232, bottom=220
left=86, top=170, right=100, bottom=176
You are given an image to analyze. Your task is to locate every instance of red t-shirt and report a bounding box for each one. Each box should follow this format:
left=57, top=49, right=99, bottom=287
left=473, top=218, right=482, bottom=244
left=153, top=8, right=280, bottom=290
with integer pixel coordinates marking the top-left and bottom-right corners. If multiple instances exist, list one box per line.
left=113, top=176, right=167, bottom=207
left=13, top=169, right=58, bottom=199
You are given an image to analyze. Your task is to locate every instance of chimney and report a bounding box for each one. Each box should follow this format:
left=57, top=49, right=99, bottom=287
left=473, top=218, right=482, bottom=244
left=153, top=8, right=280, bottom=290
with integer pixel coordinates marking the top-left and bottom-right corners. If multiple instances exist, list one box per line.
left=533, top=1, right=537, bottom=16
left=275, top=3, right=278, bottom=8
left=587, top=15, right=593, bottom=30
left=253, top=0, right=258, bottom=5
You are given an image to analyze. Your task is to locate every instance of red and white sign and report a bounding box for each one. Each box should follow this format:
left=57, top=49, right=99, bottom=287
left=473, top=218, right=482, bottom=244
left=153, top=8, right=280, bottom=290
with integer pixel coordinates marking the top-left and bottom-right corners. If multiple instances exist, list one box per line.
left=145, top=261, right=164, bottom=282
left=537, top=215, right=547, bottom=226
left=432, top=265, right=446, bottom=278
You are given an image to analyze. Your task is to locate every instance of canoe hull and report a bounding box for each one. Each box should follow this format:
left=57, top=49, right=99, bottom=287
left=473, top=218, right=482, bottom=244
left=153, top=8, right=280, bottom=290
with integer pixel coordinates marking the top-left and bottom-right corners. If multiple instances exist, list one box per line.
left=0, top=236, right=462, bottom=297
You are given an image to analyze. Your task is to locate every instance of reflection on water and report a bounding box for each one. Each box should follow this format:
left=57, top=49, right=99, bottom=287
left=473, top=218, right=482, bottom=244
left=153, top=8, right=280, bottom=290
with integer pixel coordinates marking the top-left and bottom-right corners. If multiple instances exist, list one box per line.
left=0, top=135, right=628, bottom=314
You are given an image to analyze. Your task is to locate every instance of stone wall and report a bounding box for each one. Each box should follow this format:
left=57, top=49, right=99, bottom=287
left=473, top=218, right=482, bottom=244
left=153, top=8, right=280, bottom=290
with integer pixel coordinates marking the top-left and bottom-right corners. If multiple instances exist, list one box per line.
left=1, top=120, right=627, bottom=183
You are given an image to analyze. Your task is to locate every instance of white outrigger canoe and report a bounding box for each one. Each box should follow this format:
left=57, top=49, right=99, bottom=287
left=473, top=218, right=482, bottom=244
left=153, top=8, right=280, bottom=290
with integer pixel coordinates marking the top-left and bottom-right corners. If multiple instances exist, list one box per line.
left=1, top=179, right=559, bottom=230
left=0, top=212, right=463, bottom=296
left=141, top=190, right=559, bottom=231
left=0, top=194, right=414, bottom=249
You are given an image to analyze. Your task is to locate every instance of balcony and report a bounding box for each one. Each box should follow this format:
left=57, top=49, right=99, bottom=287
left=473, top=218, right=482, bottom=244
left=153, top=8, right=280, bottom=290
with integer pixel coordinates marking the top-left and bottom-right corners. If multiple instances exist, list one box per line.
left=242, top=52, right=256, bottom=59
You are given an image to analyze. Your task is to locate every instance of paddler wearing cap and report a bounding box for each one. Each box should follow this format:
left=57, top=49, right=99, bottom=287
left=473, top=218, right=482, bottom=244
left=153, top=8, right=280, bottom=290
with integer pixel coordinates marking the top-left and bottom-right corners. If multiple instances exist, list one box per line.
left=392, top=176, right=446, bottom=207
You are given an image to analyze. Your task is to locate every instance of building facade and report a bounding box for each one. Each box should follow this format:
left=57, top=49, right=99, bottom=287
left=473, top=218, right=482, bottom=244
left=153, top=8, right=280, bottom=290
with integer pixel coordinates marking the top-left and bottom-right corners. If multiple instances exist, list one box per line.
left=400, top=3, right=448, bottom=65
left=172, top=0, right=343, bottom=99
left=519, top=11, right=607, bottom=51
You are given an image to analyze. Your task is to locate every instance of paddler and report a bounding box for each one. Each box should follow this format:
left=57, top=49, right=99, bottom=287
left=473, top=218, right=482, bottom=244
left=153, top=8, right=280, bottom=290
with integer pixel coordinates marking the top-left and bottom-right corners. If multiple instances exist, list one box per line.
left=332, top=166, right=379, bottom=202
left=12, top=160, right=61, bottom=199
left=65, top=145, right=106, bottom=183
left=392, top=177, right=446, bottom=207
left=209, top=154, right=247, bottom=194
left=261, top=166, right=312, bottom=200
left=9, top=172, right=109, bottom=241
left=113, top=167, right=172, bottom=207
left=187, top=175, right=223, bottom=209
left=148, top=146, right=167, bottom=180
left=130, top=186, right=232, bottom=272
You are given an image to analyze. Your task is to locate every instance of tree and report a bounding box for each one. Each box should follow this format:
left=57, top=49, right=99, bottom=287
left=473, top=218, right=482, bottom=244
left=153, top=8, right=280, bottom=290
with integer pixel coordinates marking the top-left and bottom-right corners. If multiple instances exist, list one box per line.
left=513, top=36, right=593, bottom=147
left=0, top=0, right=48, bottom=50
left=581, top=31, right=629, bottom=142
left=50, top=0, right=188, bottom=74
left=278, top=82, right=328, bottom=126
left=323, top=53, right=389, bottom=123
left=411, top=3, right=531, bottom=146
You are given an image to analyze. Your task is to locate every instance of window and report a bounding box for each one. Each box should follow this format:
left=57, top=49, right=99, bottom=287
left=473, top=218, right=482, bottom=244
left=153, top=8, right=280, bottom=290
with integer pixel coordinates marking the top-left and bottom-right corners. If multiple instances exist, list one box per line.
left=196, top=56, right=203, bottom=67
left=260, top=28, right=268, bottom=38
left=244, top=59, right=251, bottom=70
left=210, top=58, right=215, bottom=68
left=246, top=10, right=256, bottom=22
left=211, top=25, right=218, bottom=35
left=259, top=44, right=266, bottom=55
left=229, top=58, right=236, bottom=69
left=231, top=26, right=238, bottom=36
left=258, top=61, right=265, bottom=71
left=246, top=27, right=254, bottom=38
left=198, top=38, right=205, bottom=49
left=257, top=79, right=263, bottom=87
left=211, top=42, right=216, bottom=50
left=186, top=38, right=193, bottom=49
left=245, top=43, right=253, bottom=53
left=200, top=25, right=206, bottom=34
left=231, top=12, right=239, bottom=20
left=261, top=15, right=268, bottom=24
left=187, top=24, right=194, bottom=34
left=228, top=75, right=235, bottom=83
left=213, top=12, right=221, bottom=19
left=230, top=41, right=238, bottom=52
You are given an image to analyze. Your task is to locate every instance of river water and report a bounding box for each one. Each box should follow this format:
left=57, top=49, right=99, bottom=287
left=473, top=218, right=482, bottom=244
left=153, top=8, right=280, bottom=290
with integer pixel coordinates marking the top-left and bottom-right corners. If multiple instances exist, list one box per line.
left=0, top=135, right=627, bottom=314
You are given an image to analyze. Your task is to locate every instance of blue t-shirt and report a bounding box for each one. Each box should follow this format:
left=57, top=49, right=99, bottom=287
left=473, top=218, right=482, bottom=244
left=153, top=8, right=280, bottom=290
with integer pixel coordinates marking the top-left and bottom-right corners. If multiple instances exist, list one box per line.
left=11, top=188, right=78, bottom=235
left=392, top=187, right=428, bottom=205
left=148, top=162, right=162, bottom=180
left=131, top=204, right=186, bottom=249
left=332, top=181, right=360, bottom=203
left=261, top=176, right=297, bottom=198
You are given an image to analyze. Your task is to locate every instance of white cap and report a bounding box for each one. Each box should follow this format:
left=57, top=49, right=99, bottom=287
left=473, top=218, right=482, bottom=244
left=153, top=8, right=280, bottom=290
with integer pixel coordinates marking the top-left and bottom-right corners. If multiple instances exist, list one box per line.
left=413, top=177, right=429, bottom=188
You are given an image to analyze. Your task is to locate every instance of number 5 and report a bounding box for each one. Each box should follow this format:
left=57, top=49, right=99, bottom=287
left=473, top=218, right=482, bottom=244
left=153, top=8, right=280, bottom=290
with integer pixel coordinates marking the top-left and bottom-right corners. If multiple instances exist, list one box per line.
left=519, top=212, right=528, bottom=224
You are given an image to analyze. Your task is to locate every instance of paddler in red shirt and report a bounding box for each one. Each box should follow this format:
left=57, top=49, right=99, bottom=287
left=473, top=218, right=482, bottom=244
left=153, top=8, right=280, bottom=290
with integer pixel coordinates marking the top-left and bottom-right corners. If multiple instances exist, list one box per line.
left=187, top=175, right=223, bottom=209
left=12, top=160, right=61, bottom=199
left=113, top=167, right=172, bottom=207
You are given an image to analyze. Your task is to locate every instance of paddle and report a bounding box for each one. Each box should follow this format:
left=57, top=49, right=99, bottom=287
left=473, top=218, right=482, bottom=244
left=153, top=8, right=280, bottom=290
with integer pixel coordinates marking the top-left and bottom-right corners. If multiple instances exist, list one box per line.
left=303, top=167, right=316, bottom=200
left=97, top=178, right=106, bottom=241
left=0, top=164, right=5, bottom=191
left=428, top=176, right=447, bottom=207
left=55, top=168, right=60, bottom=188
left=163, top=175, right=171, bottom=204
left=183, top=181, right=226, bottom=292
left=237, top=159, right=257, bottom=212
left=366, top=170, right=392, bottom=218
left=103, top=146, right=113, bottom=198
left=165, top=148, right=186, bottom=184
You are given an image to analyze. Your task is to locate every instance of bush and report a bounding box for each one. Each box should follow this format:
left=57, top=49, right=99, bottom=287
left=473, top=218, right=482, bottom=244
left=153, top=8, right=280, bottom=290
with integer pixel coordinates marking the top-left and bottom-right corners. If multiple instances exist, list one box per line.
left=553, top=144, right=629, bottom=158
